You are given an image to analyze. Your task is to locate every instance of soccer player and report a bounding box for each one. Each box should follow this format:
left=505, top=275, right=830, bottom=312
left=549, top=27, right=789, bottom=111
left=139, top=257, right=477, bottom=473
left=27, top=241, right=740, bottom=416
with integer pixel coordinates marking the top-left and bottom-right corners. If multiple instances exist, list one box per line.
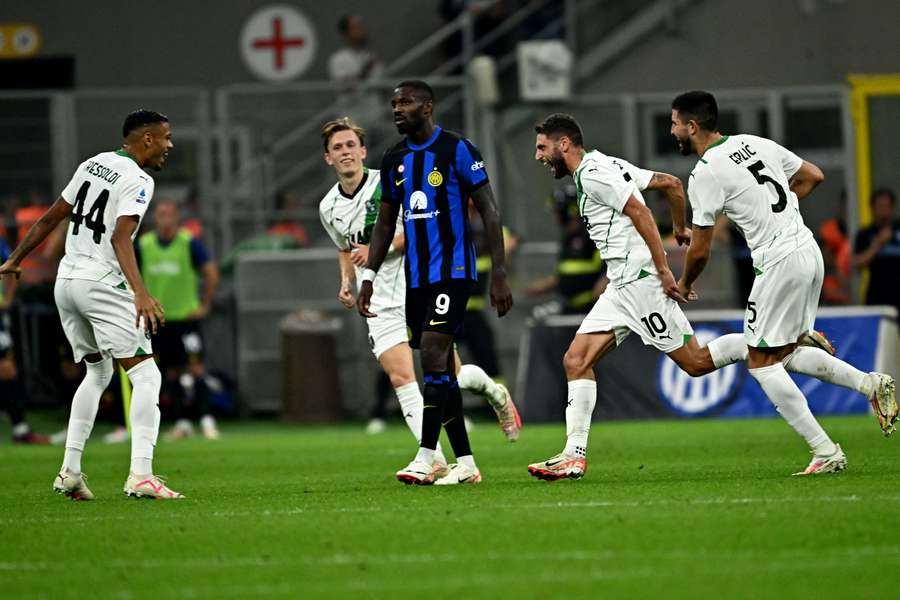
left=137, top=199, right=221, bottom=440
left=0, top=110, right=183, bottom=499
left=357, top=81, right=515, bottom=485
left=321, top=117, right=519, bottom=479
left=671, top=91, right=897, bottom=474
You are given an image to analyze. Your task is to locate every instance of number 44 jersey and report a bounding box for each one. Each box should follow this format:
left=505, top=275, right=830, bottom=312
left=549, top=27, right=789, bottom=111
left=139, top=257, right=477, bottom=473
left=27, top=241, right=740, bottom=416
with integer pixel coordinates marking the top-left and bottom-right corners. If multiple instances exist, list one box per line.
left=688, top=134, right=814, bottom=272
left=57, top=150, right=155, bottom=283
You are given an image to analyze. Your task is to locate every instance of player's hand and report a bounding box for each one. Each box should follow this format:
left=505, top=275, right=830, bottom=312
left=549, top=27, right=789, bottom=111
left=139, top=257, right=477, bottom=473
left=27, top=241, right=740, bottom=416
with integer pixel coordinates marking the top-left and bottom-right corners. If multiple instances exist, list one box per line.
left=674, top=227, right=692, bottom=247
left=659, top=269, right=687, bottom=303
left=875, top=226, right=893, bottom=247
left=350, top=243, right=369, bottom=267
left=490, top=270, right=513, bottom=317
left=677, top=277, right=698, bottom=302
left=135, top=291, right=165, bottom=335
left=357, top=280, right=377, bottom=318
left=338, top=281, right=355, bottom=308
left=0, top=260, right=21, bottom=280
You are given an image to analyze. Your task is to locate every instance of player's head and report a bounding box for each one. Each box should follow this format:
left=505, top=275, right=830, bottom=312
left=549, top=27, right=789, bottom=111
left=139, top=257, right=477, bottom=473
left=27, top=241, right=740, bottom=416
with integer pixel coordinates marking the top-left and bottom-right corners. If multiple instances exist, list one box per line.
left=391, top=80, right=434, bottom=135
left=153, top=199, right=180, bottom=240
left=670, top=91, right=718, bottom=156
left=321, top=117, right=368, bottom=178
left=871, top=187, right=897, bottom=224
left=534, top=113, right=583, bottom=179
left=122, top=109, right=172, bottom=171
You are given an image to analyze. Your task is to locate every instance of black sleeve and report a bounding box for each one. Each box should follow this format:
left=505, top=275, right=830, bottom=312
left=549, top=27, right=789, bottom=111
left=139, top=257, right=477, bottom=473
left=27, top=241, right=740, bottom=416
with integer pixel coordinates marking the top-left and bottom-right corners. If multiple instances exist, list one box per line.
left=854, top=227, right=871, bottom=254
left=379, top=151, right=397, bottom=204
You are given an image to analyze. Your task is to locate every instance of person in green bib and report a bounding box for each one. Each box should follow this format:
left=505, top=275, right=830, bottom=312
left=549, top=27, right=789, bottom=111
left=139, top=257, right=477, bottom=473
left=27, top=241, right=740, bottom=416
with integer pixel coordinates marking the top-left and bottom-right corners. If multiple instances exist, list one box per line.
left=136, top=199, right=220, bottom=439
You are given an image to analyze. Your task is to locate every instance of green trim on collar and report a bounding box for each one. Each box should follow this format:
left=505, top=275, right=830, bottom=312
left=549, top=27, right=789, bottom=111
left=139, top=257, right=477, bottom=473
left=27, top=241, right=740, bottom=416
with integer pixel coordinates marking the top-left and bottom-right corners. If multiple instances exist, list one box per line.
left=701, top=135, right=729, bottom=158
left=115, top=149, right=140, bottom=165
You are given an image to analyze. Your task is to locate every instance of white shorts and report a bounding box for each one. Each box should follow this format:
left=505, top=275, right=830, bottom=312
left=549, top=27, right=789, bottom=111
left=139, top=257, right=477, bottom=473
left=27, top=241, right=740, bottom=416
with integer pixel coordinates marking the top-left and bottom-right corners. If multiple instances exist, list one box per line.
left=55, top=278, right=153, bottom=363
left=367, top=305, right=409, bottom=360
left=745, top=240, right=823, bottom=348
left=577, top=274, right=694, bottom=353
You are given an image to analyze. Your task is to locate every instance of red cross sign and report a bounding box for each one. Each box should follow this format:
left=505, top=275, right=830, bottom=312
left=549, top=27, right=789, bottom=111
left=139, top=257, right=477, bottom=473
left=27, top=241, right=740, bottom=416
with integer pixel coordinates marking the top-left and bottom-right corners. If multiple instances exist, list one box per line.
left=241, top=6, right=317, bottom=81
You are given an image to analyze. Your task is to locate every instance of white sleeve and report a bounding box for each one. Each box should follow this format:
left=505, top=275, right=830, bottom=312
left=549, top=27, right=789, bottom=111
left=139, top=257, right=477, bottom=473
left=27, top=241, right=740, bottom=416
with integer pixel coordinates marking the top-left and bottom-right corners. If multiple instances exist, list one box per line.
left=619, top=159, right=654, bottom=191
left=688, top=168, right=724, bottom=227
left=319, top=202, right=350, bottom=251
left=60, top=163, right=87, bottom=205
left=115, top=176, right=153, bottom=220
left=328, top=50, right=357, bottom=81
left=581, top=164, right=633, bottom=213
left=772, top=141, right=803, bottom=179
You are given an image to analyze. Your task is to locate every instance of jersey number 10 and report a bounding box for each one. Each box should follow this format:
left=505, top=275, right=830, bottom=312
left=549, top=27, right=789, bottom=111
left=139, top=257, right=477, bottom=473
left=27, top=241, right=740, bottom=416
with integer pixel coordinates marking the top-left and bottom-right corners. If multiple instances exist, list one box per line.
left=71, top=181, right=109, bottom=244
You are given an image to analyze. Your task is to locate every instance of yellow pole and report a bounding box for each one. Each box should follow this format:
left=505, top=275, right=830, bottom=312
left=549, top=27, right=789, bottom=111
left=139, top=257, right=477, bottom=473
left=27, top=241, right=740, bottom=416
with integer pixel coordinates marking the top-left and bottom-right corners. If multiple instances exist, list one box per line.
left=119, top=365, right=132, bottom=431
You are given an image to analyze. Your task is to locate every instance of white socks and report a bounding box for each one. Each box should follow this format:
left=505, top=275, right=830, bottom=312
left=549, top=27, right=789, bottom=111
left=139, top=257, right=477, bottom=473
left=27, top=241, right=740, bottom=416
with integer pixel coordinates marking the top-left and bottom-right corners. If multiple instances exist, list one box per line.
left=457, top=455, right=476, bottom=469
left=62, top=358, right=113, bottom=474
left=127, top=359, right=162, bottom=476
left=457, top=364, right=506, bottom=409
left=707, top=333, right=748, bottom=368
left=563, top=379, right=596, bottom=458
left=396, top=382, right=446, bottom=464
left=783, top=347, right=874, bottom=397
left=749, top=363, right=836, bottom=456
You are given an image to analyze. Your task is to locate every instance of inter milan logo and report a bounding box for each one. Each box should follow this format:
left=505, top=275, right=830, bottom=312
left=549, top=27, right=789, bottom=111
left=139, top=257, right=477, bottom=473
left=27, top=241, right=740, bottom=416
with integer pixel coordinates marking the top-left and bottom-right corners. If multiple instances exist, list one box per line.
left=427, top=170, right=443, bottom=187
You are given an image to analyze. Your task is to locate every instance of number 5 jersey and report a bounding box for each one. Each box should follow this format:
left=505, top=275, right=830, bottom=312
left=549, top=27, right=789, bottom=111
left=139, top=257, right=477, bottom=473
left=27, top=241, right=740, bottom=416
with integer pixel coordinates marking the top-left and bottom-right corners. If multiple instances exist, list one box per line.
left=57, top=149, right=155, bottom=284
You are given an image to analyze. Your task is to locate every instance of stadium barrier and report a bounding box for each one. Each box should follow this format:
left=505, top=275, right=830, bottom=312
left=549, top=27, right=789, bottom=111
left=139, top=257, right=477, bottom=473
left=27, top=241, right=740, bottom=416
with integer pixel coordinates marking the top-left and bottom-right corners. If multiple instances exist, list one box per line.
left=515, top=306, right=898, bottom=423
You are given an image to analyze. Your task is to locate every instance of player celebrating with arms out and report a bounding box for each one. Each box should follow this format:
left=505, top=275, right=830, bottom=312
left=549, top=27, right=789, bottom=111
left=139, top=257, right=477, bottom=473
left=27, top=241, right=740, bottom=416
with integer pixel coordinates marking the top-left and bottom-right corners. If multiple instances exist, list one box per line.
left=672, top=91, right=896, bottom=474
left=357, top=80, right=514, bottom=485
left=0, top=110, right=183, bottom=499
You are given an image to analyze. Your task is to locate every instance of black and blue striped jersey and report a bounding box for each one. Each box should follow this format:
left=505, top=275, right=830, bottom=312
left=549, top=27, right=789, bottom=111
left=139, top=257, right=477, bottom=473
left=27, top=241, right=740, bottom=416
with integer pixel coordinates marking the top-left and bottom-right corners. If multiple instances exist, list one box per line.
left=379, top=127, right=488, bottom=289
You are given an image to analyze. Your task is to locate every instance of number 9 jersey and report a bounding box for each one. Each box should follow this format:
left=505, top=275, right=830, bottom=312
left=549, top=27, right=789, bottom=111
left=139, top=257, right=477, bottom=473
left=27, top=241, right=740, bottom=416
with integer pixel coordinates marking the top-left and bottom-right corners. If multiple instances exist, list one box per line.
left=688, top=134, right=814, bottom=272
left=57, top=149, right=155, bottom=283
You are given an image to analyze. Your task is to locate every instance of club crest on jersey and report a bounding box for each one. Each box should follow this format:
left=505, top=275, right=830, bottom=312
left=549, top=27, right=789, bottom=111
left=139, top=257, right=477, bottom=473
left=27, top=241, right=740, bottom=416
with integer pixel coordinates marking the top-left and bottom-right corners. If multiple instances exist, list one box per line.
left=427, top=170, right=443, bottom=187
left=136, top=188, right=147, bottom=204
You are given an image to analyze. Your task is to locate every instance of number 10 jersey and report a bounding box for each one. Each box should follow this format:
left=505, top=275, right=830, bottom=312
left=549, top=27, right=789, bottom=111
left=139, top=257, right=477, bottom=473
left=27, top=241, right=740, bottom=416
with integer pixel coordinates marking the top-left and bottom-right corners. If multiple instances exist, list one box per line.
left=688, top=134, right=814, bottom=272
left=58, top=150, right=155, bottom=284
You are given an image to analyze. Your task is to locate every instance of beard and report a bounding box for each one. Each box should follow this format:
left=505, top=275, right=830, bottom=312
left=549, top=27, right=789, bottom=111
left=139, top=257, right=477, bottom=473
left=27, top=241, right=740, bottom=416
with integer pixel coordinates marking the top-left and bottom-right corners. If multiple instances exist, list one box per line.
left=676, top=136, right=694, bottom=156
left=550, top=155, right=568, bottom=179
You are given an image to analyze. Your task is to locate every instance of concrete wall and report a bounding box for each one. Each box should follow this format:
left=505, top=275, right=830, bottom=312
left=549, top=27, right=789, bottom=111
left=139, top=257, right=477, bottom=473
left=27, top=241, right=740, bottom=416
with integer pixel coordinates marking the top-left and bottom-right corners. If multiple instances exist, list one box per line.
left=2, top=1, right=444, bottom=87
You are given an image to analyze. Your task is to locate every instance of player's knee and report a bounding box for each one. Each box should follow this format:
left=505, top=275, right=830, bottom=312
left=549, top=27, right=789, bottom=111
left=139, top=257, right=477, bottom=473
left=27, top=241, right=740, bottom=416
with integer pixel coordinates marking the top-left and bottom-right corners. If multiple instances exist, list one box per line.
left=0, top=358, right=16, bottom=381
left=563, top=349, right=590, bottom=378
left=388, top=371, right=415, bottom=388
left=85, top=357, right=114, bottom=387
left=127, top=358, right=162, bottom=391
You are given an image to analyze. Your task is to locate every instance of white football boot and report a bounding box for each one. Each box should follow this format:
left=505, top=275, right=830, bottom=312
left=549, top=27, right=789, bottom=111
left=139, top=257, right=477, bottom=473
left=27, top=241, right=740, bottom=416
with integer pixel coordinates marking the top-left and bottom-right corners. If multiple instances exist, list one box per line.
left=124, top=473, right=185, bottom=499
left=799, top=330, right=836, bottom=355
left=434, top=463, right=482, bottom=485
left=491, top=383, right=522, bottom=442
left=53, top=469, right=95, bottom=501
left=527, top=453, right=587, bottom=481
left=793, top=443, right=847, bottom=476
left=866, top=373, right=897, bottom=436
left=396, top=459, right=437, bottom=485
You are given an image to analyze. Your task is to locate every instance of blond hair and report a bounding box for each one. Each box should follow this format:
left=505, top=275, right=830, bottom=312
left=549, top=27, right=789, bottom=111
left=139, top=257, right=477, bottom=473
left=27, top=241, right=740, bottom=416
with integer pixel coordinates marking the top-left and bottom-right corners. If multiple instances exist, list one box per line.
left=321, top=117, right=366, bottom=151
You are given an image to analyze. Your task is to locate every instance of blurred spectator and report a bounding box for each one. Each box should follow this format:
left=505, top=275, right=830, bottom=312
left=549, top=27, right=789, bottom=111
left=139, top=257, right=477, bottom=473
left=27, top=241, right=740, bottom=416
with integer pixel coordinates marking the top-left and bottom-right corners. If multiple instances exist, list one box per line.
left=135, top=199, right=222, bottom=440
left=0, top=236, right=48, bottom=443
left=526, top=183, right=606, bottom=315
left=328, top=14, right=385, bottom=135
left=819, top=192, right=851, bottom=305
left=440, top=1, right=513, bottom=60
left=854, top=187, right=900, bottom=314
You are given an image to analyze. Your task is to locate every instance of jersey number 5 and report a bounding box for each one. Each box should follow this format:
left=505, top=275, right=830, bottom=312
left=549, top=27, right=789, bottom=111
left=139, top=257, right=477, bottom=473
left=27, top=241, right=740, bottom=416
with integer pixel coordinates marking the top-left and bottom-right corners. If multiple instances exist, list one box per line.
left=747, top=160, right=787, bottom=213
left=71, top=181, right=109, bottom=244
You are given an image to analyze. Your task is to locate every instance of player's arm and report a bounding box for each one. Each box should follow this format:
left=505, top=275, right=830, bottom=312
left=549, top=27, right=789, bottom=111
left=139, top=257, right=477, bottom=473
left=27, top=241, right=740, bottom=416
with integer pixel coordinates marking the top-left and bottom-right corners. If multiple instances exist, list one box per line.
left=0, top=273, right=18, bottom=309
left=471, top=184, right=513, bottom=317
left=680, top=225, right=713, bottom=299
left=645, top=172, right=690, bottom=246
left=111, top=215, right=164, bottom=334
left=0, top=198, right=72, bottom=278
left=198, top=261, right=220, bottom=317
left=622, top=197, right=686, bottom=303
left=337, top=249, right=356, bottom=308
left=357, top=200, right=400, bottom=318
left=789, top=160, right=825, bottom=201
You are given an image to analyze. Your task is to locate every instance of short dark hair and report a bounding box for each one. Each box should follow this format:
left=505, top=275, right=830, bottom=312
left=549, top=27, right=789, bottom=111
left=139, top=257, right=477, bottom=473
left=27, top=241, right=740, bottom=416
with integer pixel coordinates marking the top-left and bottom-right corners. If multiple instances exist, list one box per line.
left=871, top=187, right=897, bottom=206
left=396, top=80, right=435, bottom=102
left=534, top=113, right=584, bottom=147
left=671, top=91, right=718, bottom=132
left=122, top=109, right=169, bottom=138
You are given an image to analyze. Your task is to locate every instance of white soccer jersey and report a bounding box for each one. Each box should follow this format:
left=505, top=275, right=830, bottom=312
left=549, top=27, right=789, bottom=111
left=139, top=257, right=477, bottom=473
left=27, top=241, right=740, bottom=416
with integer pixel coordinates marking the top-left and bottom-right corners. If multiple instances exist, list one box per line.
left=319, top=168, right=406, bottom=312
left=573, top=150, right=655, bottom=286
left=688, top=134, right=814, bottom=270
left=57, top=150, right=155, bottom=283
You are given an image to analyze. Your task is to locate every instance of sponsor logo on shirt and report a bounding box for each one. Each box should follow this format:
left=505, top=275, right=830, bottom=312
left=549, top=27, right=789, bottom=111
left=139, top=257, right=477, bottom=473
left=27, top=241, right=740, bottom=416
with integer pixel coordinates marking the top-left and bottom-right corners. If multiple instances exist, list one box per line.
left=409, top=191, right=428, bottom=210
left=470, top=161, right=484, bottom=172
left=136, top=188, right=147, bottom=204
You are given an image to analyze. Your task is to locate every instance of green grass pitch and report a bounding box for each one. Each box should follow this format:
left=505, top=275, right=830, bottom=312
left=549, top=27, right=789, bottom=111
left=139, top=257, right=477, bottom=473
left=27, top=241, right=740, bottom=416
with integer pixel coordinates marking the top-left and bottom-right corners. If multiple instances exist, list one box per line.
left=1, top=415, right=898, bottom=599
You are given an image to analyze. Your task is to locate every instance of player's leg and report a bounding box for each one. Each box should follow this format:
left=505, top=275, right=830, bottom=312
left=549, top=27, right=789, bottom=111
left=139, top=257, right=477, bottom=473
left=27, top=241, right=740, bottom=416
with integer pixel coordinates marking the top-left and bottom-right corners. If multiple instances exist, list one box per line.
left=434, top=339, right=483, bottom=485
left=157, top=323, right=193, bottom=440
left=182, top=323, right=219, bottom=440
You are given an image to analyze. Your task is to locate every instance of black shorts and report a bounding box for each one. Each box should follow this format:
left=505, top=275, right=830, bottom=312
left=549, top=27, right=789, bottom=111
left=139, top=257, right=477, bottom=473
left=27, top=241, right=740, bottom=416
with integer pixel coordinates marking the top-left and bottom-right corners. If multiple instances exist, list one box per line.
left=152, top=320, right=204, bottom=370
left=406, top=280, right=473, bottom=349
